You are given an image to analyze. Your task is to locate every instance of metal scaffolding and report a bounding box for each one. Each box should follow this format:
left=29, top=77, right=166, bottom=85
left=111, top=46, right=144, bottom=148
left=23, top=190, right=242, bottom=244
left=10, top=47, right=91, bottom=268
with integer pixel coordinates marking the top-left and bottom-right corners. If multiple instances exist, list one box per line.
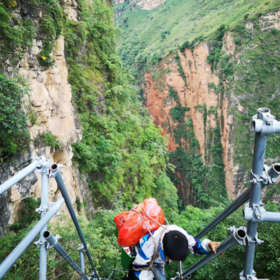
left=0, top=107, right=280, bottom=280
left=174, top=107, right=280, bottom=280
left=0, top=157, right=99, bottom=280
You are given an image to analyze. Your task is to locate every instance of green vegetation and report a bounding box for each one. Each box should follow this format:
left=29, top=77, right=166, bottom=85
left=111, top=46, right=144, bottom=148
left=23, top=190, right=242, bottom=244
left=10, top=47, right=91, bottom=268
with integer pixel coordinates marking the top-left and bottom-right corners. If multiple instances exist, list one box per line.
left=0, top=74, right=30, bottom=161
left=0, top=0, right=63, bottom=66
left=168, top=116, right=228, bottom=208
left=58, top=0, right=178, bottom=210
left=168, top=86, right=180, bottom=103
left=170, top=105, right=189, bottom=122
left=34, top=132, right=61, bottom=150
left=0, top=5, right=35, bottom=61
left=207, top=24, right=227, bottom=71
left=175, top=53, right=187, bottom=84
left=115, top=0, right=280, bottom=75
left=26, top=109, right=38, bottom=126
left=75, top=196, right=82, bottom=213
left=151, top=66, right=166, bottom=92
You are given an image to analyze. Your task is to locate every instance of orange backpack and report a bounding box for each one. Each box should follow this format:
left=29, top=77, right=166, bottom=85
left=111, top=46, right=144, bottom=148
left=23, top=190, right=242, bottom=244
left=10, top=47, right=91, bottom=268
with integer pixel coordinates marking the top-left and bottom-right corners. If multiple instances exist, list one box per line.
left=114, top=198, right=165, bottom=247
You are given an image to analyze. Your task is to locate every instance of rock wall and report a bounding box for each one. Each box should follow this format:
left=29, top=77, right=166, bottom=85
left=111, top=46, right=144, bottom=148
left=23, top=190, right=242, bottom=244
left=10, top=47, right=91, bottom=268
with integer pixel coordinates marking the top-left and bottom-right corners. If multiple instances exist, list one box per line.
left=144, top=42, right=231, bottom=199
left=133, top=0, right=166, bottom=10
left=144, top=12, right=280, bottom=202
left=144, top=42, right=220, bottom=155
left=144, top=39, right=238, bottom=201
left=114, top=0, right=167, bottom=13
left=0, top=0, right=92, bottom=235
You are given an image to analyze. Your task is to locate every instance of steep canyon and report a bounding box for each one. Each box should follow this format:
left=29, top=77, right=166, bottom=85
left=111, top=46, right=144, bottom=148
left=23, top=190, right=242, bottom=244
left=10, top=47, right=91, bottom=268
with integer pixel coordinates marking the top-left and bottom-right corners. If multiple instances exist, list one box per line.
left=115, top=0, right=280, bottom=207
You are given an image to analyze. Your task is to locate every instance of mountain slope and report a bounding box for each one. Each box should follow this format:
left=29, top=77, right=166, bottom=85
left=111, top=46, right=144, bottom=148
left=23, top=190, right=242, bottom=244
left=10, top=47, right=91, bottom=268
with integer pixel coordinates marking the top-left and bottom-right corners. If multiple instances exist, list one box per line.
left=115, top=0, right=280, bottom=205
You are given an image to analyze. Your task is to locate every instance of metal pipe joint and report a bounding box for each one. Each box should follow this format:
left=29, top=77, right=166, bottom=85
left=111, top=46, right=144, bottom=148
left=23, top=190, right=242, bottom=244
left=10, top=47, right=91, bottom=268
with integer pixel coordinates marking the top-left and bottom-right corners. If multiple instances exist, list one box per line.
left=250, top=163, right=280, bottom=185
left=239, top=269, right=257, bottom=280
left=251, top=108, right=280, bottom=135
left=78, top=244, right=90, bottom=252
left=243, top=203, right=280, bottom=223
left=228, top=226, right=248, bottom=246
left=44, top=231, right=89, bottom=280
left=50, top=163, right=65, bottom=178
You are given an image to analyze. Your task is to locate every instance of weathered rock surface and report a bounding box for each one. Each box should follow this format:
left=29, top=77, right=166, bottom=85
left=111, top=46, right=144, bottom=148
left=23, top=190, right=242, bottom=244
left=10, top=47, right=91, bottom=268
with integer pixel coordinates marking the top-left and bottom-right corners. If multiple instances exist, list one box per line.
left=143, top=35, right=243, bottom=201
left=0, top=2, right=91, bottom=234
left=114, top=0, right=167, bottom=11
left=0, top=35, right=84, bottom=234
left=260, top=10, right=280, bottom=31
left=144, top=43, right=219, bottom=154
left=144, top=12, right=280, bottom=201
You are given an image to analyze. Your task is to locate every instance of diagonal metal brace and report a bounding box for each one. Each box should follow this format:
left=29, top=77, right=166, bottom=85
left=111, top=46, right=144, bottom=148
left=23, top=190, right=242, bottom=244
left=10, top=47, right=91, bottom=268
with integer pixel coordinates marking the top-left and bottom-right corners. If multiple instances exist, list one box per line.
left=46, top=235, right=61, bottom=250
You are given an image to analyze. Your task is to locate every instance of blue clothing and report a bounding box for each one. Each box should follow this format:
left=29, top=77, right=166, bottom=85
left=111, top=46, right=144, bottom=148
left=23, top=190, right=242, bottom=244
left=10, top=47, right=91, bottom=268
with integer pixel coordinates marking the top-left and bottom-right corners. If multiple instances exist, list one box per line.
left=132, top=225, right=211, bottom=280
left=152, top=264, right=166, bottom=280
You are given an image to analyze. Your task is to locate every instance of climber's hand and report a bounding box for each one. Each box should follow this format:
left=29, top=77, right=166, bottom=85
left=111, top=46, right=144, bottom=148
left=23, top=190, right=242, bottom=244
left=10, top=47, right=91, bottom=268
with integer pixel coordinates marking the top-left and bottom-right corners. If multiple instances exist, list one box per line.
left=209, top=242, right=225, bottom=255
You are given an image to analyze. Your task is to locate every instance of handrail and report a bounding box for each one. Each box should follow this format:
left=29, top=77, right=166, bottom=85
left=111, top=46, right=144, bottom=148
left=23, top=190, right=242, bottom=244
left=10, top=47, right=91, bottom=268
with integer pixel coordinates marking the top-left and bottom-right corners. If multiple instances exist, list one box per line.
left=176, top=227, right=247, bottom=280
left=195, top=188, right=250, bottom=239
left=0, top=157, right=43, bottom=196
left=44, top=231, right=89, bottom=280
left=0, top=198, right=64, bottom=279
left=178, top=108, right=280, bottom=280
left=0, top=158, right=100, bottom=280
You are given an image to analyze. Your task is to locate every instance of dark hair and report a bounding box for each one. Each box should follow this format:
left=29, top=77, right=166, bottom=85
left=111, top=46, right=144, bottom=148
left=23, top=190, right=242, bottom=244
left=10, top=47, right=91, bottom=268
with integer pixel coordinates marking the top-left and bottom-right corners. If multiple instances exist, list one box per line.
left=163, top=230, right=189, bottom=261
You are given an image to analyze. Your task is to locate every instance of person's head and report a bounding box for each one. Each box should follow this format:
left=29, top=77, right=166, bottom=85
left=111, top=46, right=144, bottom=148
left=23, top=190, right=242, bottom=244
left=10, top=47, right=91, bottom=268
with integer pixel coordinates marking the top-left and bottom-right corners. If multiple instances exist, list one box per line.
left=163, top=230, right=189, bottom=262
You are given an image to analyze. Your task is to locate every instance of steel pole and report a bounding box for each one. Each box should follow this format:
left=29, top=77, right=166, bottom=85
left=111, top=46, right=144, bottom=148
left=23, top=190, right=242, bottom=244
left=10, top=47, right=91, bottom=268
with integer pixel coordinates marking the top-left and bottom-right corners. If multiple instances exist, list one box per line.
left=261, top=212, right=280, bottom=223
left=80, top=251, right=85, bottom=277
left=78, top=244, right=86, bottom=280
left=243, top=109, right=268, bottom=278
left=178, top=227, right=246, bottom=280
left=0, top=198, right=64, bottom=279
left=178, top=261, right=183, bottom=279
left=44, top=231, right=88, bottom=280
left=39, top=160, right=50, bottom=280
left=51, top=164, right=99, bottom=280
left=0, top=157, right=43, bottom=195
left=195, top=188, right=250, bottom=239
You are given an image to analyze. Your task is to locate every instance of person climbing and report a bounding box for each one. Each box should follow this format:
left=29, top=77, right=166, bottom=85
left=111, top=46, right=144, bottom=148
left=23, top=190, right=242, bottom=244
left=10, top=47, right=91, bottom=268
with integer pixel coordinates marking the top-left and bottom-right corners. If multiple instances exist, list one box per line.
left=123, top=224, right=223, bottom=280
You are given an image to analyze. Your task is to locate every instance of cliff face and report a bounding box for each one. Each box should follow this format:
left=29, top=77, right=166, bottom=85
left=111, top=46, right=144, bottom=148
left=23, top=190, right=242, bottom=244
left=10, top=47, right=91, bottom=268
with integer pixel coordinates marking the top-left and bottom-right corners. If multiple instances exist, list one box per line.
left=0, top=0, right=89, bottom=235
left=144, top=42, right=220, bottom=156
left=144, top=12, right=280, bottom=203
left=144, top=42, right=230, bottom=204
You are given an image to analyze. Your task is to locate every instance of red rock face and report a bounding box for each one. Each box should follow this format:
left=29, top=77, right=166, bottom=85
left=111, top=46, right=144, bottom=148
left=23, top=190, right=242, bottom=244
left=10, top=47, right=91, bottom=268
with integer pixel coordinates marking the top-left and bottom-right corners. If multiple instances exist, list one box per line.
left=145, top=42, right=220, bottom=153
left=144, top=42, right=237, bottom=202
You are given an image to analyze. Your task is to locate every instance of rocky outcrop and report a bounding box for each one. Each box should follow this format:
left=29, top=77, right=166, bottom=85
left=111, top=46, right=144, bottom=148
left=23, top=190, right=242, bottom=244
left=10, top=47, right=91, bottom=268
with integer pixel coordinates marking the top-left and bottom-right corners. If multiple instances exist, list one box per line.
left=133, top=0, right=166, bottom=10
left=144, top=42, right=230, bottom=201
left=0, top=35, right=84, bottom=234
left=114, top=0, right=167, bottom=11
left=260, top=10, right=280, bottom=31
left=0, top=1, right=89, bottom=234
left=144, top=43, right=219, bottom=156
left=143, top=38, right=241, bottom=201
